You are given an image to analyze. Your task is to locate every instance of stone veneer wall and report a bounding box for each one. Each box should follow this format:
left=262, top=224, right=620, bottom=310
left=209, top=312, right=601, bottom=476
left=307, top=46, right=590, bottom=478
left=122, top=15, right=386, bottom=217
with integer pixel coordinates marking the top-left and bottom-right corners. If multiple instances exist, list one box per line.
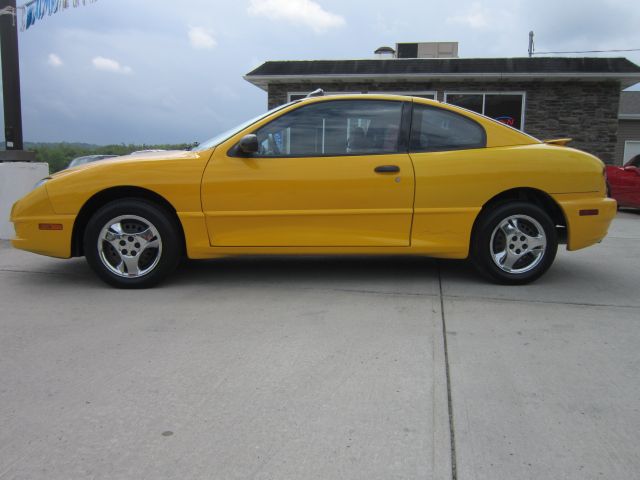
left=267, top=81, right=621, bottom=164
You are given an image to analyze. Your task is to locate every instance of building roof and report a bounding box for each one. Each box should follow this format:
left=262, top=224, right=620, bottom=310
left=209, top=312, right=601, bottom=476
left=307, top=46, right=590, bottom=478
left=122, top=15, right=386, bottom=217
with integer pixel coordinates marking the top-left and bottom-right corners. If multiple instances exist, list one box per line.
left=619, top=91, right=640, bottom=119
left=245, top=57, right=640, bottom=90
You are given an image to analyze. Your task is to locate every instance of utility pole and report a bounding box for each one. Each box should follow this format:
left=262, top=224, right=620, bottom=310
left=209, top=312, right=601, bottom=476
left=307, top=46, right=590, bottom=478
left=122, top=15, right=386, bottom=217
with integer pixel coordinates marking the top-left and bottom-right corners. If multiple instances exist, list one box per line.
left=0, top=0, right=24, bottom=152
left=528, top=31, right=535, bottom=58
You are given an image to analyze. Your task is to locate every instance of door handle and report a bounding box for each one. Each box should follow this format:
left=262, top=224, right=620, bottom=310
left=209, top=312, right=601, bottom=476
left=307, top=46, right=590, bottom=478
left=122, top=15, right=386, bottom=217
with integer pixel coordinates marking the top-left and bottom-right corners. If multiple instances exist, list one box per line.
left=374, top=165, right=400, bottom=173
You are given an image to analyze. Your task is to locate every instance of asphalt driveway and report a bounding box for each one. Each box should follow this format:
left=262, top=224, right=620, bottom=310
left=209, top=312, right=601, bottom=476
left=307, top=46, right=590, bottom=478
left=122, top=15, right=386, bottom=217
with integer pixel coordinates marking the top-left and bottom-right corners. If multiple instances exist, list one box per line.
left=1, top=211, right=638, bottom=479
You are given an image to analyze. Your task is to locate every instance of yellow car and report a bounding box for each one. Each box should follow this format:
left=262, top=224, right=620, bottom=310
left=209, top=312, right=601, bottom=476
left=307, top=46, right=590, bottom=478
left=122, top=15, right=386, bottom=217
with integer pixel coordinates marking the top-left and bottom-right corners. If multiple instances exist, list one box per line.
left=10, top=93, right=616, bottom=288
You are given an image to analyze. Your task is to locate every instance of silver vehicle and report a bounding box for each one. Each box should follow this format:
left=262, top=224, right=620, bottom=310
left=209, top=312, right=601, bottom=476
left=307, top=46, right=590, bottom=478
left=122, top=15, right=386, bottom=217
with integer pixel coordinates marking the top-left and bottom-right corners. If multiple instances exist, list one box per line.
left=67, top=155, right=118, bottom=169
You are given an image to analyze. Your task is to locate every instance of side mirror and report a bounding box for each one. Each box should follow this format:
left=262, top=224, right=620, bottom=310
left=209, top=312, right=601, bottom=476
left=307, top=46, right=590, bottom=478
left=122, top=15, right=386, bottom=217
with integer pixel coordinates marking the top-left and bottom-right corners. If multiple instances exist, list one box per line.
left=238, top=134, right=259, bottom=155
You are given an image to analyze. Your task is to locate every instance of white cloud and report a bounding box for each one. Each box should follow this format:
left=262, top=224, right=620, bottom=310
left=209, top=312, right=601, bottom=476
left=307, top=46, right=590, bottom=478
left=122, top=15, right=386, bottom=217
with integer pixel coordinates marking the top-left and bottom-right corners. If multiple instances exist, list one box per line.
left=211, top=84, right=239, bottom=100
left=446, top=2, right=489, bottom=29
left=247, top=0, right=345, bottom=34
left=374, top=13, right=408, bottom=36
left=188, top=26, right=217, bottom=49
left=47, top=53, right=63, bottom=67
left=91, top=56, right=132, bottom=74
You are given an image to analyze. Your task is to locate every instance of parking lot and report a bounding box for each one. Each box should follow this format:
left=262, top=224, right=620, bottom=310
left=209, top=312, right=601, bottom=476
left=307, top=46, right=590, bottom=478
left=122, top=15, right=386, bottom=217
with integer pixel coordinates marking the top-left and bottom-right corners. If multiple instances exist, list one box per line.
left=1, top=211, right=639, bottom=480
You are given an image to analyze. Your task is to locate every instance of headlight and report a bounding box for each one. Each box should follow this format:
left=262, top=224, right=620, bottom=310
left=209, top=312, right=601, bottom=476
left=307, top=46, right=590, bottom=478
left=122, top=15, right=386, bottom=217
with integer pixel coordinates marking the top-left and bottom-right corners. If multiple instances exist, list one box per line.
left=34, top=177, right=51, bottom=189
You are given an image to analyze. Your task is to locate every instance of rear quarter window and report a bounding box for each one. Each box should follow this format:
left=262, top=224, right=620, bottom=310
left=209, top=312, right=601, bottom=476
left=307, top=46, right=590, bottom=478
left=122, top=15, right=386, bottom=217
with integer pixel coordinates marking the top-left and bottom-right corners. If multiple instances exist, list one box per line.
left=410, top=104, right=486, bottom=152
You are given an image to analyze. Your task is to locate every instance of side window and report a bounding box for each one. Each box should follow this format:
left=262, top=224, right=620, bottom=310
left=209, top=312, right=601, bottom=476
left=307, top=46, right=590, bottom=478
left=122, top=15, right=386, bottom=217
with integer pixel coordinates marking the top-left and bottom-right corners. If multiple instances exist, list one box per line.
left=253, top=100, right=404, bottom=157
left=410, top=104, right=485, bottom=152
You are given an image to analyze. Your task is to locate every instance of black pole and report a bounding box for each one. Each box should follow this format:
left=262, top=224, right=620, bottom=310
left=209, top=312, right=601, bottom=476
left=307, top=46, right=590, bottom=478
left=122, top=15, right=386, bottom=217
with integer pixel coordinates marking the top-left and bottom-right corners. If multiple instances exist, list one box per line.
left=0, top=0, right=24, bottom=150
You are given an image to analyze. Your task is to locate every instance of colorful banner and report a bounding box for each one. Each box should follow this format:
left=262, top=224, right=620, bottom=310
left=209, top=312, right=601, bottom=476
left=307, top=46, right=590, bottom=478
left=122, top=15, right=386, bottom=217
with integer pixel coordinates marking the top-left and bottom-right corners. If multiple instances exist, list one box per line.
left=19, top=0, right=97, bottom=31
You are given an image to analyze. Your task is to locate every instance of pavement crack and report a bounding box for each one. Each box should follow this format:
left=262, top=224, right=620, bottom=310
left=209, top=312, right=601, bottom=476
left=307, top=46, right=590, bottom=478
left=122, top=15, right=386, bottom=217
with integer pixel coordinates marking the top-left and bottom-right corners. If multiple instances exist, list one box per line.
left=443, top=293, right=640, bottom=310
left=437, top=262, right=457, bottom=480
left=329, top=288, right=436, bottom=298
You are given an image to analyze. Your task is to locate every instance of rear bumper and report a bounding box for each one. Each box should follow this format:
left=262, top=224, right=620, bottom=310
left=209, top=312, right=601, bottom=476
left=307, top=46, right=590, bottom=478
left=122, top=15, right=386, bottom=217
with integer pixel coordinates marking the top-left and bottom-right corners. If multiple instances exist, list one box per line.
left=553, top=194, right=617, bottom=251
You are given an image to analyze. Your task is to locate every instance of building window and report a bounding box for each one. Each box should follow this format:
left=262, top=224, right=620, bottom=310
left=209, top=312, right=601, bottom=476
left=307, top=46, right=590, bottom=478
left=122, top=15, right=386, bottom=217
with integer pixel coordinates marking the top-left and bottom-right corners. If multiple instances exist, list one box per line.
left=444, top=92, right=526, bottom=130
left=253, top=100, right=404, bottom=157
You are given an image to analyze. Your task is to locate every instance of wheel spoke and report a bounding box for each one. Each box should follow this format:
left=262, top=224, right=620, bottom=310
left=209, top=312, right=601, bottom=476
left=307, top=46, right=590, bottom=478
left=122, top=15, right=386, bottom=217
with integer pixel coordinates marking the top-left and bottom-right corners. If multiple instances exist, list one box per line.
left=493, top=249, right=521, bottom=270
left=104, top=239, right=119, bottom=251
left=120, top=255, right=141, bottom=277
left=525, top=234, right=546, bottom=250
left=138, top=227, right=156, bottom=243
left=104, top=223, right=125, bottom=250
left=500, top=219, right=518, bottom=237
left=135, top=227, right=159, bottom=251
left=529, top=249, right=544, bottom=261
left=502, top=250, right=521, bottom=270
left=144, top=238, right=160, bottom=249
left=493, top=250, right=507, bottom=265
left=110, top=222, right=124, bottom=235
left=104, top=230, right=118, bottom=242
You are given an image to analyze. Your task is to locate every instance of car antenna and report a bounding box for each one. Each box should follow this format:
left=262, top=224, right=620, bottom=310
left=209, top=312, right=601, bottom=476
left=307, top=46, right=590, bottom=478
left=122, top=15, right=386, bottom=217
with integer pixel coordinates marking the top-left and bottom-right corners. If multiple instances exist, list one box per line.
left=306, top=88, right=325, bottom=98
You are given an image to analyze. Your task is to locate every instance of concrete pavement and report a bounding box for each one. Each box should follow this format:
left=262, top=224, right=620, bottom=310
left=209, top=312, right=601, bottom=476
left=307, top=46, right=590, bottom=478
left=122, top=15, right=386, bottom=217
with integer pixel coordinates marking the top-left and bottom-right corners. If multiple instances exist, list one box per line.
left=441, top=210, right=640, bottom=480
left=0, top=250, right=450, bottom=479
left=0, top=211, right=639, bottom=479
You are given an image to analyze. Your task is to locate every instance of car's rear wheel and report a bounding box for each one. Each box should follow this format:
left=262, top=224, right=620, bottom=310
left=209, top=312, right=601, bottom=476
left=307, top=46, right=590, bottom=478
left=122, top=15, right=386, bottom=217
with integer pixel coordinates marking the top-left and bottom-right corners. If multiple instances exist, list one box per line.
left=83, top=199, right=181, bottom=288
left=472, top=202, right=558, bottom=285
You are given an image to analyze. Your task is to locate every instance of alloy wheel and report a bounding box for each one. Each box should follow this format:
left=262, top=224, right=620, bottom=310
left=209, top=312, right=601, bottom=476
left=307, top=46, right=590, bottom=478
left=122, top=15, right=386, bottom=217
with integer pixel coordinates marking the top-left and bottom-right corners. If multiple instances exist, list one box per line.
left=97, top=214, right=162, bottom=278
left=489, top=214, right=547, bottom=274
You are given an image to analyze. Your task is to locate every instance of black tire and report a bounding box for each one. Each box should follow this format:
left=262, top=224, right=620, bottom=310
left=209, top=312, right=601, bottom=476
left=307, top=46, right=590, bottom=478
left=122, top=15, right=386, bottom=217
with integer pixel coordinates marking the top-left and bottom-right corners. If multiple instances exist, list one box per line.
left=471, top=202, right=558, bottom=285
left=83, top=198, right=182, bottom=288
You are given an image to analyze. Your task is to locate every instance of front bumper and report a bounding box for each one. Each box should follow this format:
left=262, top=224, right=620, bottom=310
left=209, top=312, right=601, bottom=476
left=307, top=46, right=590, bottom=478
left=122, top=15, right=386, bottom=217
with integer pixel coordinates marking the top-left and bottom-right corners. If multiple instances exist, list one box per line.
left=553, top=194, right=617, bottom=251
left=10, top=186, right=74, bottom=258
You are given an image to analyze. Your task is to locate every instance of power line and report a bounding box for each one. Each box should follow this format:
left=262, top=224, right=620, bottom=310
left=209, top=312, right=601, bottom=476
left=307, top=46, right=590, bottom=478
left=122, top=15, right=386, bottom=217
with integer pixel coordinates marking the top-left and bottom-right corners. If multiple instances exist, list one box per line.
left=532, top=48, right=640, bottom=55
left=526, top=32, right=640, bottom=56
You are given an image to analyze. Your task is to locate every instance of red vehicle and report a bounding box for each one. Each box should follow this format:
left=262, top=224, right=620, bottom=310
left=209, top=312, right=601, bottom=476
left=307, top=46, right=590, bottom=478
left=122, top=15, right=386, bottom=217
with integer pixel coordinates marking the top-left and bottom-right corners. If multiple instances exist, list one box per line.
left=606, top=155, right=640, bottom=208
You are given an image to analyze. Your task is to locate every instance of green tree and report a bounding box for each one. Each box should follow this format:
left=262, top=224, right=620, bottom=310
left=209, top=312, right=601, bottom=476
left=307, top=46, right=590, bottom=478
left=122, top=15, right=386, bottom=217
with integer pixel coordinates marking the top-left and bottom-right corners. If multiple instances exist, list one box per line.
left=26, top=142, right=192, bottom=173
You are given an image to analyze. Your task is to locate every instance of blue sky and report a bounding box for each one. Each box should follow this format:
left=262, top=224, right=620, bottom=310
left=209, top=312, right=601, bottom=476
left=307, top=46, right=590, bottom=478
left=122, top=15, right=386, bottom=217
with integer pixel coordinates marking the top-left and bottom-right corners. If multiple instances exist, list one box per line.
left=2, top=0, right=640, bottom=145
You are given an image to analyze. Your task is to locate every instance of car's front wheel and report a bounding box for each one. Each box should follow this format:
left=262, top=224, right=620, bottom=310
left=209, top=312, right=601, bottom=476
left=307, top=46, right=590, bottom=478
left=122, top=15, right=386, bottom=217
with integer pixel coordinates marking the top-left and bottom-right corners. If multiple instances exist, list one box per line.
left=472, top=202, right=558, bottom=285
left=83, top=199, right=182, bottom=288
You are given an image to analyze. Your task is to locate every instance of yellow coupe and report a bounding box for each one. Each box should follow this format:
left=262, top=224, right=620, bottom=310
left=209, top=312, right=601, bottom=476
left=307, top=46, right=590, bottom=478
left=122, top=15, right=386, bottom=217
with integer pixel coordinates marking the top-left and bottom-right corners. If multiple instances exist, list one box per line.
left=11, top=93, right=616, bottom=288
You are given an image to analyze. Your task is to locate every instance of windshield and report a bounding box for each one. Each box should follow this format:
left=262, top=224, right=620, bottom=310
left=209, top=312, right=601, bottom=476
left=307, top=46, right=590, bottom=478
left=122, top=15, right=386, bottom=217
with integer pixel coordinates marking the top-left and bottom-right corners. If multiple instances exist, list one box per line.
left=193, top=101, right=299, bottom=152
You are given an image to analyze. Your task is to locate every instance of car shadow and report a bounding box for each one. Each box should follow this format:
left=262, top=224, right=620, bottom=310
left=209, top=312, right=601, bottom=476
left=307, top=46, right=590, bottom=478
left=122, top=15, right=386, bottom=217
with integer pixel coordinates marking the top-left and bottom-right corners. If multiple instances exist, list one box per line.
left=168, top=255, right=478, bottom=289
left=5, top=254, right=478, bottom=290
left=618, top=208, right=640, bottom=216
left=9, top=251, right=619, bottom=293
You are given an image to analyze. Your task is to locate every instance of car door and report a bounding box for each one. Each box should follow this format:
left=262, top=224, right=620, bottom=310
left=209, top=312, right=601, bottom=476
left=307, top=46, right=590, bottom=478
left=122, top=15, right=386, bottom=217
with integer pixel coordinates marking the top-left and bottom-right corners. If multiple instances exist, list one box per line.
left=201, top=99, right=415, bottom=247
left=407, top=102, right=489, bottom=253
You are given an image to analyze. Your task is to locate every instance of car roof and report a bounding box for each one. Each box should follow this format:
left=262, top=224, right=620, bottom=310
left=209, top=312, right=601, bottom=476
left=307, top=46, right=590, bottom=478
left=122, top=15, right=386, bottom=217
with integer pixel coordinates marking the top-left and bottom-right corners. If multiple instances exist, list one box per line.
left=295, top=92, right=435, bottom=103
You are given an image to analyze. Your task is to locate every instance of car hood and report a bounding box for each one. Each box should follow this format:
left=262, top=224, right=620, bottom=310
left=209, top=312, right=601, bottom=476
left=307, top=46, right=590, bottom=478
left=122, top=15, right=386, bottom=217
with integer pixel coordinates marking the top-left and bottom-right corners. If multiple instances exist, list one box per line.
left=52, top=150, right=199, bottom=178
left=109, top=149, right=198, bottom=163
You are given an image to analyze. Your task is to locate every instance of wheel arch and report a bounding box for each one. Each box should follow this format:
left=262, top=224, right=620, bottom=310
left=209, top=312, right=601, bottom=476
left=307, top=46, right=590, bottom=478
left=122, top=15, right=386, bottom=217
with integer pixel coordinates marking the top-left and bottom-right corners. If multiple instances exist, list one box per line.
left=71, top=186, right=185, bottom=257
left=471, top=187, right=568, bottom=247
